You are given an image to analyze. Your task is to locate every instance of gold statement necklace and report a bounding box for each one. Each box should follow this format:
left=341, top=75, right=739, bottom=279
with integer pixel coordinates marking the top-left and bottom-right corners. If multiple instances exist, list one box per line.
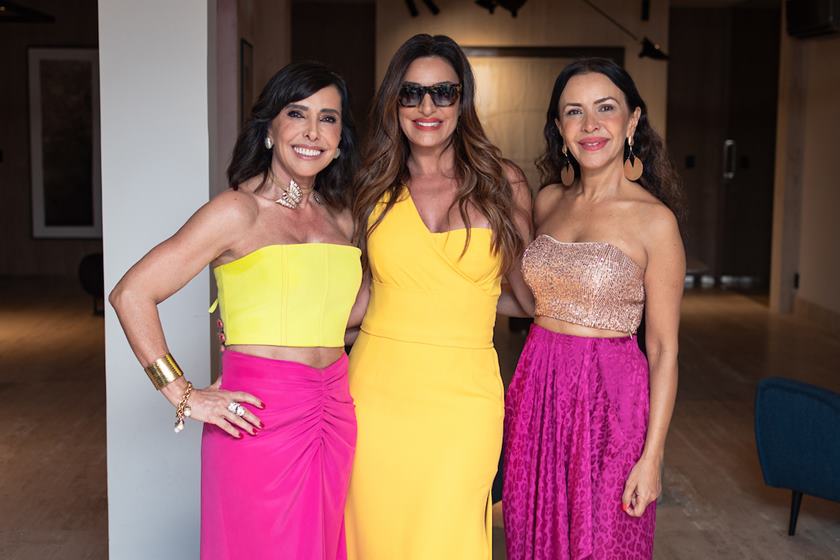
left=271, top=174, right=321, bottom=209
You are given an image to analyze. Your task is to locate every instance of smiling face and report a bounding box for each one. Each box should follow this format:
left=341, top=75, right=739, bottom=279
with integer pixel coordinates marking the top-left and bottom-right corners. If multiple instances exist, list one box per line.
left=555, top=72, right=641, bottom=173
left=398, top=56, right=460, bottom=151
left=266, top=85, right=342, bottom=182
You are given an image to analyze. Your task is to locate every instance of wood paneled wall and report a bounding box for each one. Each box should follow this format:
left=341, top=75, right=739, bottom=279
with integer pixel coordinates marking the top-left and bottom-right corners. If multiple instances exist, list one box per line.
left=0, top=0, right=102, bottom=277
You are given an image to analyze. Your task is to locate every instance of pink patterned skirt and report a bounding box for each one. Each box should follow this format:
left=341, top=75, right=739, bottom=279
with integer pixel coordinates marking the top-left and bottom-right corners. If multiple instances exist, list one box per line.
left=201, top=350, right=357, bottom=560
left=503, top=325, right=655, bottom=560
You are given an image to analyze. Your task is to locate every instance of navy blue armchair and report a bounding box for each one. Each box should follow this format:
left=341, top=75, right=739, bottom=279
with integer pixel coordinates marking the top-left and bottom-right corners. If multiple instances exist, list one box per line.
left=754, top=377, right=840, bottom=535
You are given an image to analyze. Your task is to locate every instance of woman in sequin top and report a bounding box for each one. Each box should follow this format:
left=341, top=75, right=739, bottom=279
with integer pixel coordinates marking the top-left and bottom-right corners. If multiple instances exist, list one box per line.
left=502, top=58, right=685, bottom=560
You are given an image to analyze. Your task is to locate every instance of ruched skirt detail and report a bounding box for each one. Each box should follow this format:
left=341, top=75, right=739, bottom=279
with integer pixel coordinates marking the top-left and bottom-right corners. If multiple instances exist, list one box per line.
left=201, top=350, right=357, bottom=560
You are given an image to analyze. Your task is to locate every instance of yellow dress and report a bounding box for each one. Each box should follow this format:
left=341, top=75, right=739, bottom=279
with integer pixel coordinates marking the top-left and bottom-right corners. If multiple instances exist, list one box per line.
left=345, top=188, right=504, bottom=559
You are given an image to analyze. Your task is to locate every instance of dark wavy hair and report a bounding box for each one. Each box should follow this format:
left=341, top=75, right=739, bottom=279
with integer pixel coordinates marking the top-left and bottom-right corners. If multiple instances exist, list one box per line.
left=536, top=58, right=684, bottom=224
left=352, top=34, right=525, bottom=273
left=227, top=61, right=359, bottom=209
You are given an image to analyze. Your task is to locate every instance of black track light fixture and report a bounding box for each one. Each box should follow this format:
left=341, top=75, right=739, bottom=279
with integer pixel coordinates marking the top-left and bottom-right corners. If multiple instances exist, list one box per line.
left=0, top=0, right=54, bottom=23
left=580, top=0, right=668, bottom=60
left=639, top=37, right=668, bottom=60
left=405, top=0, right=419, bottom=17
left=475, top=0, right=527, bottom=17
left=499, top=0, right=526, bottom=17
left=475, top=0, right=497, bottom=14
left=421, top=0, right=440, bottom=16
left=406, top=0, right=439, bottom=17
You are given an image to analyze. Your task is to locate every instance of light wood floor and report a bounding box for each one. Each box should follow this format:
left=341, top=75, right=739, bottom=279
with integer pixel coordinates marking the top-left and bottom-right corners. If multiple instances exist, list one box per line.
left=0, top=277, right=107, bottom=560
left=1, top=278, right=839, bottom=559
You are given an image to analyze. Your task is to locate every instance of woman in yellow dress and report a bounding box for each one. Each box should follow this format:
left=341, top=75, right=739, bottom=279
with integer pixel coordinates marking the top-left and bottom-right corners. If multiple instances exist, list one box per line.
left=344, top=34, right=532, bottom=559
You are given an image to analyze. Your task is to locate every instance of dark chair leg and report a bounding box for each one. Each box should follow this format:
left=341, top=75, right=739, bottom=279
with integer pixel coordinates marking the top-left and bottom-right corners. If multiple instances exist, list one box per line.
left=789, top=491, right=803, bottom=536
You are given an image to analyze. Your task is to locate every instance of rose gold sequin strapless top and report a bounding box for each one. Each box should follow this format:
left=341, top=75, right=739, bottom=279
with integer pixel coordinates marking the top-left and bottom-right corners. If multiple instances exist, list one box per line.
left=522, top=234, right=645, bottom=334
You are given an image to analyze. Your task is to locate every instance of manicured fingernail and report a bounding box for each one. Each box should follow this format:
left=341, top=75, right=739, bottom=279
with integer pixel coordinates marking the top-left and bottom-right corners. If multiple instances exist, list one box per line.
left=621, top=503, right=628, bottom=512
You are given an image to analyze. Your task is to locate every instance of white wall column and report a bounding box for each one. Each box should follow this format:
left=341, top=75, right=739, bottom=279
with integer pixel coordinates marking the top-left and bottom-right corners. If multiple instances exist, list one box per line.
left=100, top=1, right=212, bottom=557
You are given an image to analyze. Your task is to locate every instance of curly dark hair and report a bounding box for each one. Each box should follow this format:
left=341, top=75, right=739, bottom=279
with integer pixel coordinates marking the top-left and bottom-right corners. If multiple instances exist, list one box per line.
left=536, top=58, right=685, bottom=224
left=227, top=61, right=359, bottom=209
left=351, top=34, right=525, bottom=273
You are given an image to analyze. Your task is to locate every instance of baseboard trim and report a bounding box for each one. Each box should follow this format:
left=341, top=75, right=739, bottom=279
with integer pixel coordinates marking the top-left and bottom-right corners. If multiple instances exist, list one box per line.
left=794, top=296, right=840, bottom=338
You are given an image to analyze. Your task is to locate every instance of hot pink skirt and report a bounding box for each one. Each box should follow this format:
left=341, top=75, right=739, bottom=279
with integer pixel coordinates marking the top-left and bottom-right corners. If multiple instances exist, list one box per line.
left=201, top=350, right=356, bottom=560
left=503, top=325, right=655, bottom=560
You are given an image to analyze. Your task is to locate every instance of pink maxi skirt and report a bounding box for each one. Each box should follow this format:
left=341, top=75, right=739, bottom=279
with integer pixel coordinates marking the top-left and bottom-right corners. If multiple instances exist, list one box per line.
left=201, top=350, right=357, bottom=560
left=503, top=325, right=655, bottom=560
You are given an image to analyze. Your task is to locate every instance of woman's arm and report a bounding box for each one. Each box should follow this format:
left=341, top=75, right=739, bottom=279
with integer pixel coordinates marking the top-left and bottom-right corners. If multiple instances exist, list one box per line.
left=622, top=206, right=685, bottom=517
left=344, top=271, right=370, bottom=346
left=346, top=271, right=371, bottom=329
left=109, top=190, right=263, bottom=437
left=498, top=165, right=535, bottom=317
left=497, top=283, right=530, bottom=317
left=338, top=206, right=371, bottom=333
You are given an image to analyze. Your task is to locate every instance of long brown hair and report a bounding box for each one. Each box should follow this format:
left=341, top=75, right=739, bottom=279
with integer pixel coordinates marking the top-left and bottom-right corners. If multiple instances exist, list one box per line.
left=352, top=34, right=525, bottom=273
left=536, top=58, right=685, bottom=225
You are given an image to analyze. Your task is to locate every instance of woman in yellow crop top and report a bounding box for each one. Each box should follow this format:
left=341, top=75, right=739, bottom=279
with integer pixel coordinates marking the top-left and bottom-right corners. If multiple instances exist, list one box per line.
left=109, top=62, right=363, bottom=560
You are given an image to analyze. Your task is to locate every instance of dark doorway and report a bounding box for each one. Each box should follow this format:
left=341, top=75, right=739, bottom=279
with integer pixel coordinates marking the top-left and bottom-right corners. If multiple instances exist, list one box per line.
left=667, top=1, right=781, bottom=294
left=291, top=1, right=376, bottom=140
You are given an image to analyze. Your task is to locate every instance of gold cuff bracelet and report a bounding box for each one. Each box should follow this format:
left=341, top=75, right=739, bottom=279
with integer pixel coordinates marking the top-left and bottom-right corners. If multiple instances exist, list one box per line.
left=144, top=353, right=184, bottom=390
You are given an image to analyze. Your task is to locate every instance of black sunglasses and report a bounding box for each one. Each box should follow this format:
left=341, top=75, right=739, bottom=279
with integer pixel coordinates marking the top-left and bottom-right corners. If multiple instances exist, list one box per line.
left=398, top=82, right=462, bottom=108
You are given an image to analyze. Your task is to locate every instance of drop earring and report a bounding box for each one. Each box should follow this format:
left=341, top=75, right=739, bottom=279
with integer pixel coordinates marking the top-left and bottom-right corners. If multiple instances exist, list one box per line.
left=560, top=144, right=575, bottom=187
left=623, top=137, right=643, bottom=181
left=264, top=136, right=273, bottom=150
left=333, top=147, right=341, bottom=160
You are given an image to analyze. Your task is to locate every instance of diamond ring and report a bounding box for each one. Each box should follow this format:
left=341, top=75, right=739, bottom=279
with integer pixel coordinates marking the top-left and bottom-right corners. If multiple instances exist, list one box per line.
left=227, top=401, right=246, bottom=417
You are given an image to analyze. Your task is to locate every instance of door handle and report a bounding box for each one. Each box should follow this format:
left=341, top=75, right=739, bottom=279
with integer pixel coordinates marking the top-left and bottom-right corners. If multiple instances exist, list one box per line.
left=723, top=139, right=736, bottom=180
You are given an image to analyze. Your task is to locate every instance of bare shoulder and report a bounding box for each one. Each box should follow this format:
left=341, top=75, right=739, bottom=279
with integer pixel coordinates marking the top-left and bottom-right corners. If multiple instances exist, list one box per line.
left=633, top=198, right=682, bottom=262
left=502, top=161, right=528, bottom=187
left=618, top=182, right=675, bottom=237
left=640, top=199, right=678, bottom=238
left=534, top=184, right=564, bottom=225
left=199, top=188, right=260, bottom=231
left=499, top=162, right=532, bottom=221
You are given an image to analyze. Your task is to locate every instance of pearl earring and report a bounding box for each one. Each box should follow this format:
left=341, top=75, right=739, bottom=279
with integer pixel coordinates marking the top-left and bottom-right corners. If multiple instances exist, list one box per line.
left=333, top=148, right=341, bottom=160
left=264, top=136, right=273, bottom=150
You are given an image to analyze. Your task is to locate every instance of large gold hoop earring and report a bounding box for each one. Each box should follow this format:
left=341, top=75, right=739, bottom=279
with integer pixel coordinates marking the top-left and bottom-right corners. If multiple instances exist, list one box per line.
left=623, top=138, right=643, bottom=181
left=560, top=144, right=575, bottom=187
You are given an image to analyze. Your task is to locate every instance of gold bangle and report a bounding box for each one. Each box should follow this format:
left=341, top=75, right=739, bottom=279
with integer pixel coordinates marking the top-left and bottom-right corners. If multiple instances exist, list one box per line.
left=144, top=353, right=184, bottom=390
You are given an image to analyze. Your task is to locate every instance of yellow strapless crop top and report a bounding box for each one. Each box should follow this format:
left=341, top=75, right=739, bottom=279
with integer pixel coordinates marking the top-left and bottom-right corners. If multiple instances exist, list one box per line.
left=211, top=243, right=362, bottom=348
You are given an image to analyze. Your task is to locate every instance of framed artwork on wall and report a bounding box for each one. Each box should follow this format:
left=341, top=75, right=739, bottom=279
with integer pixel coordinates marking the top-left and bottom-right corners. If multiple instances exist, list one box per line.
left=28, top=47, right=101, bottom=239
